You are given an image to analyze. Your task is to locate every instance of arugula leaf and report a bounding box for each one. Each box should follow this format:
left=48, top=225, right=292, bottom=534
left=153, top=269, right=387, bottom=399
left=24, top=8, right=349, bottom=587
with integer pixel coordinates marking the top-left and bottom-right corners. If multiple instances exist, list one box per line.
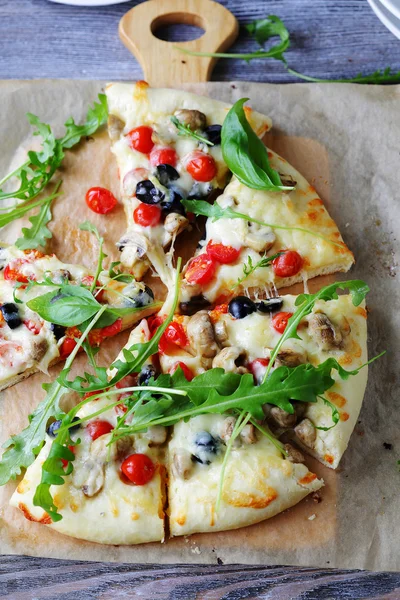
left=15, top=181, right=62, bottom=250
left=170, top=116, right=214, bottom=146
left=108, top=261, right=135, bottom=284
left=0, top=193, right=58, bottom=229
left=221, top=99, right=291, bottom=192
left=171, top=367, right=242, bottom=406
left=314, top=396, right=340, bottom=431
left=182, top=199, right=346, bottom=249
left=236, top=252, right=282, bottom=288
left=263, top=280, right=370, bottom=381
left=287, top=67, right=400, bottom=85
left=58, top=93, right=108, bottom=149
left=27, top=285, right=101, bottom=326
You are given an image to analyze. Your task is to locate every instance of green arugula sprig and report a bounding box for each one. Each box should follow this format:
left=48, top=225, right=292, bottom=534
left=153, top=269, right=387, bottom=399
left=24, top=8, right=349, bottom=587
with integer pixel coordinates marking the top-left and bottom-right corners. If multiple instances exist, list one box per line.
left=287, top=67, right=400, bottom=85
left=236, top=252, right=282, bottom=288
left=170, top=116, right=214, bottom=146
left=15, top=182, right=62, bottom=250
left=182, top=198, right=346, bottom=249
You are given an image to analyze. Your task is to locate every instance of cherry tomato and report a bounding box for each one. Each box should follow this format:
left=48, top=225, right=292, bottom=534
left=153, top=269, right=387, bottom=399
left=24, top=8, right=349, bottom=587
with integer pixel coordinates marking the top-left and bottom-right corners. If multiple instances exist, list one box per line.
left=115, top=403, right=128, bottom=416
left=133, top=203, right=162, bottom=227
left=159, top=322, right=188, bottom=354
left=86, top=419, right=114, bottom=441
left=116, top=374, right=137, bottom=389
left=85, top=187, right=118, bottom=215
left=248, top=358, right=270, bottom=383
left=150, top=147, right=178, bottom=167
left=83, top=390, right=100, bottom=400
left=59, top=337, right=77, bottom=359
left=148, top=315, right=165, bottom=338
left=272, top=250, right=303, bottom=278
left=23, top=320, right=41, bottom=335
left=126, top=126, right=154, bottom=154
left=185, top=254, right=216, bottom=285
left=186, top=152, right=217, bottom=182
left=272, top=312, right=293, bottom=334
left=4, top=263, right=28, bottom=284
left=207, top=242, right=241, bottom=264
left=61, top=445, right=75, bottom=468
left=100, top=318, right=122, bottom=339
left=121, top=453, right=155, bottom=485
left=169, top=361, right=194, bottom=381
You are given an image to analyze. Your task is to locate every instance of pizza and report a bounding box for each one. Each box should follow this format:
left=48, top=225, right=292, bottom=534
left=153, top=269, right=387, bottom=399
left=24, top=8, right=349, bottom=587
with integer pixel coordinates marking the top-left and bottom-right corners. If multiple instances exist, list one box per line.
left=0, top=244, right=156, bottom=391
left=105, top=82, right=271, bottom=286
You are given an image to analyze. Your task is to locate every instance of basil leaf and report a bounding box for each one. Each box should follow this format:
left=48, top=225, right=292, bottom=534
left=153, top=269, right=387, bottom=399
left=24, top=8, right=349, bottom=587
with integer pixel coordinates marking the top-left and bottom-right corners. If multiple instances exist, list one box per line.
left=27, top=285, right=101, bottom=326
left=221, top=99, right=293, bottom=192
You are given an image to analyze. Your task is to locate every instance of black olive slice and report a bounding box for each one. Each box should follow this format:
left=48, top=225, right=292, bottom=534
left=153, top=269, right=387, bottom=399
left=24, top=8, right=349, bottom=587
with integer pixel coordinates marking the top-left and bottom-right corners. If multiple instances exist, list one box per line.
left=228, top=296, right=257, bottom=320
left=204, top=124, right=222, bottom=145
left=256, top=298, right=284, bottom=314
left=155, top=164, right=179, bottom=186
left=0, top=303, right=22, bottom=329
left=135, top=180, right=165, bottom=205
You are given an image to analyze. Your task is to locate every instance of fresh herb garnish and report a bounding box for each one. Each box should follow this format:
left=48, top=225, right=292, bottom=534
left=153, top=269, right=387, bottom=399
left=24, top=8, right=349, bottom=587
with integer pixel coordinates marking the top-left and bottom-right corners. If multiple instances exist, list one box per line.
left=236, top=252, right=282, bottom=288
left=15, top=181, right=62, bottom=250
left=222, top=98, right=291, bottom=192
left=182, top=198, right=346, bottom=249
left=79, top=221, right=106, bottom=294
left=286, top=67, right=400, bottom=85
left=170, top=116, right=214, bottom=146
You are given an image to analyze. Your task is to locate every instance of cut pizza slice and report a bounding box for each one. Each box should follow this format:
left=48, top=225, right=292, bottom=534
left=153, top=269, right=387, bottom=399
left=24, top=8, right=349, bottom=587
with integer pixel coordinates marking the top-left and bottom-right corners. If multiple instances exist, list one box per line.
left=180, top=151, right=354, bottom=308
left=0, top=245, right=157, bottom=391
left=105, top=82, right=272, bottom=286
left=10, top=394, right=167, bottom=545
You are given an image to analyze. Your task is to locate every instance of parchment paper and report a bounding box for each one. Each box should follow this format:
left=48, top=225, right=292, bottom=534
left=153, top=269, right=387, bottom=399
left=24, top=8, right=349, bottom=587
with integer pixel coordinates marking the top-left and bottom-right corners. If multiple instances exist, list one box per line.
left=0, top=80, right=398, bottom=571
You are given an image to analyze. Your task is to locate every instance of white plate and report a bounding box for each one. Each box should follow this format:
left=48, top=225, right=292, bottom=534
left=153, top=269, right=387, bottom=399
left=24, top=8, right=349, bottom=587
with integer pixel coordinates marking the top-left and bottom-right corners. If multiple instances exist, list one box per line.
left=368, top=0, right=400, bottom=39
left=48, top=0, right=131, bottom=6
left=380, top=0, right=400, bottom=20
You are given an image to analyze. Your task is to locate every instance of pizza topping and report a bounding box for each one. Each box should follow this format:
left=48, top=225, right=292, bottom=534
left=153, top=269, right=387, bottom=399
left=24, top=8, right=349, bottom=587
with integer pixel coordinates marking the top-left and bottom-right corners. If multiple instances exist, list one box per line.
left=172, top=448, right=193, bottom=480
left=138, top=364, right=158, bottom=386
left=213, top=319, right=229, bottom=344
left=284, top=443, right=305, bottom=464
left=155, top=163, right=180, bottom=186
left=242, top=223, right=276, bottom=253
left=248, top=357, right=270, bottom=384
left=135, top=180, right=165, bottom=205
left=185, top=254, right=216, bottom=285
left=23, top=320, right=41, bottom=335
left=179, top=294, right=211, bottom=316
left=174, top=109, right=207, bottom=131
left=122, top=283, right=154, bottom=308
left=192, top=431, right=219, bottom=464
left=186, top=310, right=219, bottom=368
left=308, top=312, right=343, bottom=351
left=256, top=297, right=283, bottom=313
left=50, top=323, right=66, bottom=341
left=117, top=230, right=149, bottom=264
left=169, top=361, right=194, bottom=382
left=123, top=168, right=150, bottom=197
left=72, top=435, right=112, bottom=498
left=272, top=311, right=293, bottom=333
left=275, top=349, right=307, bottom=368
left=133, top=203, right=162, bottom=227
left=50, top=269, right=71, bottom=285
left=4, top=263, right=29, bottom=284
left=85, top=187, right=118, bottom=215
left=144, top=425, right=168, bottom=445
left=121, top=453, right=156, bottom=485
left=159, top=322, right=189, bottom=354
left=206, top=242, right=241, bottom=264
left=86, top=420, right=114, bottom=441
left=0, top=303, right=22, bottom=329
left=163, top=212, right=189, bottom=240
left=204, top=124, right=222, bottom=145
left=240, top=423, right=257, bottom=444
left=107, top=114, right=125, bottom=141
left=150, top=147, right=178, bottom=168
left=59, top=337, right=77, bottom=359
left=126, top=126, right=154, bottom=154
left=186, top=152, right=217, bottom=182
left=294, top=418, right=316, bottom=449
left=272, top=250, right=303, bottom=278
left=161, top=185, right=186, bottom=215
left=47, top=417, right=80, bottom=438
left=228, top=296, right=257, bottom=319
left=212, top=346, right=248, bottom=374
left=270, top=406, right=298, bottom=428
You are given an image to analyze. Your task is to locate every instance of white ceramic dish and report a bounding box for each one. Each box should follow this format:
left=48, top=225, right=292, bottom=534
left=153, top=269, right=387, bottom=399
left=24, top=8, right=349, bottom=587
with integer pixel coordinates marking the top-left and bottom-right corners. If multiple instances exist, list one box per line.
left=380, top=0, right=400, bottom=20
left=368, top=0, right=400, bottom=40
left=48, top=0, right=131, bottom=6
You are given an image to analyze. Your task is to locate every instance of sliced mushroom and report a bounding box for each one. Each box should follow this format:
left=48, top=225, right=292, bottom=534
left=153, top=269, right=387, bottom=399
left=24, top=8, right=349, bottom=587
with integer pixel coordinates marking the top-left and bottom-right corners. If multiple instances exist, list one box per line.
left=117, top=230, right=150, bottom=275
left=213, top=320, right=229, bottom=344
left=144, top=425, right=167, bottom=445
left=32, top=339, right=49, bottom=363
left=294, top=418, right=316, bottom=449
left=219, top=416, right=237, bottom=444
left=172, top=448, right=193, bottom=480
left=269, top=406, right=298, bottom=428
left=50, top=269, right=71, bottom=285
left=212, top=346, right=248, bottom=374
left=275, top=349, right=307, bottom=368
left=308, top=312, right=343, bottom=351
left=240, top=423, right=257, bottom=444
left=72, top=435, right=115, bottom=498
left=279, top=173, right=297, bottom=188
left=115, top=436, right=134, bottom=461
left=187, top=310, right=219, bottom=369
left=108, top=114, right=125, bottom=141
left=242, top=223, right=276, bottom=253
left=162, top=213, right=189, bottom=246
left=284, top=443, right=305, bottom=464
left=174, top=109, right=206, bottom=131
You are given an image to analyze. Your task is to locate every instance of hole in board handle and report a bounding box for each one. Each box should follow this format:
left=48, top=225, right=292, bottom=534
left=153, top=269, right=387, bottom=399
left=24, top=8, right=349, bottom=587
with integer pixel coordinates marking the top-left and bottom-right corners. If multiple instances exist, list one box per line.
left=151, top=11, right=206, bottom=43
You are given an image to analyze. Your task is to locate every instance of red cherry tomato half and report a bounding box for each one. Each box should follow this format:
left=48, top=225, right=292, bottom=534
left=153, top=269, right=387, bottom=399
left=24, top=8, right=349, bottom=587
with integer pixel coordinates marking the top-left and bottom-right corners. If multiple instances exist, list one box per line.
left=59, top=337, right=77, bottom=359
left=24, top=320, right=41, bottom=335
left=150, top=147, right=178, bottom=167
left=126, top=126, right=154, bottom=154
left=248, top=358, right=270, bottom=383
left=169, top=361, right=194, bottom=381
left=133, top=203, right=162, bottom=227
left=116, top=374, right=137, bottom=389
left=4, top=263, right=29, bottom=283
left=159, top=322, right=188, bottom=354
left=272, top=312, right=293, bottom=334
left=85, top=187, right=118, bottom=215
left=185, top=254, right=216, bottom=285
left=148, top=315, right=165, bottom=338
left=186, top=152, right=217, bottom=182
left=272, top=250, right=303, bottom=278
left=86, top=419, right=114, bottom=441
left=83, top=390, right=100, bottom=400
left=61, top=445, right=75, bottom=468
left=121, top=453, right=156, bottom=485
left=100, top=318, right=123, bottom=339
left=207, top=242, right=241, bottom=264
left=115, top=403, right=128, bottom=416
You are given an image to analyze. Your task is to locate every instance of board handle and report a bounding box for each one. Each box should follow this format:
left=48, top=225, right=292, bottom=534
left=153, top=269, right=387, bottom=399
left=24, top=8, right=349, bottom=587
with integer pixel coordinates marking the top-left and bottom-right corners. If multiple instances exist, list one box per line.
left=119, top=0, right=239, bottom=86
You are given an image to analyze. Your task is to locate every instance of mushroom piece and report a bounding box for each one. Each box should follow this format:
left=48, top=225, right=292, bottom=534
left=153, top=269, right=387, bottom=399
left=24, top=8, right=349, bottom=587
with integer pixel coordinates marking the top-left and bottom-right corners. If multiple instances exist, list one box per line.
left=108, top=114, right=125, bottom=141
left=240, top=423, right=257, bottom=444
left=117, top=230, right=150, bottom=275
left=174, top=109, right=207, bottom=131
left=213, top=320, right=229, bottom=344
left=275, top=349, right=307, bottom=368
left=186, top=310, right=219, bottom=369
left=162, top=213, right=189, bottom=246
left=144, top=425, right=167, bottom=445
left=269, top=406, right=298, bottom=428
left=172, top=448, right=193, bottom=480
left=219, top=416, right=237, bottom=444
left=242, top=223, right=276, bottom=253
left=72, top=435, right=116, bottom=498
left=212, top=346, right=248, bottom=374
left=308, top=312, right=343, bottom=351
left=284, top=443, right=305, bottom=464
left=278, top=173, right=297, bottom=188
left=50, top=269, right=71, bottom=285
left=294, top=418, right=317, bottom=449
left=32, top=339, right=49, bottom=363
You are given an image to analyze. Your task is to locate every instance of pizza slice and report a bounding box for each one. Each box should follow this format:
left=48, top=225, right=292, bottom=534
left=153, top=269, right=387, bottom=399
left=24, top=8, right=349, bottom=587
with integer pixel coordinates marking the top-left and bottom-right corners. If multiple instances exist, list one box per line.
left=105, top=82, right=272, bottom=286
left=180, top=151, right=354, bottom=308
left=0, top=244, right=157, bottom=391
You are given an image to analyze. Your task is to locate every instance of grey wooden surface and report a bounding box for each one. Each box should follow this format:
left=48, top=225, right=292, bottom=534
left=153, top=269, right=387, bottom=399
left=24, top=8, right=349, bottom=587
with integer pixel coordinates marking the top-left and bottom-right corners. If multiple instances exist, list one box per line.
left=1, top=1, right=400, bottom=599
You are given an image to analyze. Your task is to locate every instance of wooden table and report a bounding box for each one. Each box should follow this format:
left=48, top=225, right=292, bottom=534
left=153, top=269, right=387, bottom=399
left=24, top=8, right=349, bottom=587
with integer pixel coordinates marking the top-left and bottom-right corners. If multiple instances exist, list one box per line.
left=1, top=1, right=400, bottom=598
